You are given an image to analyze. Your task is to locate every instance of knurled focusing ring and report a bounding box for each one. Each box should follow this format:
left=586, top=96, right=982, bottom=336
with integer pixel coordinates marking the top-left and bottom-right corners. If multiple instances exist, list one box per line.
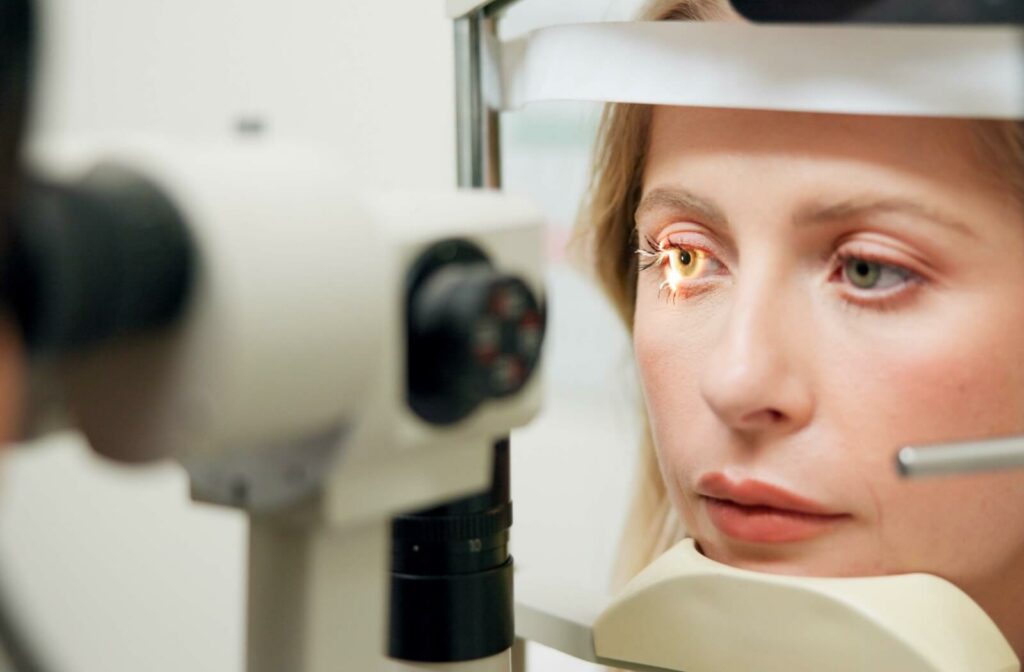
left=389, top=439, right=514, bottom=663
left=392, top=502, right=512, bottom=575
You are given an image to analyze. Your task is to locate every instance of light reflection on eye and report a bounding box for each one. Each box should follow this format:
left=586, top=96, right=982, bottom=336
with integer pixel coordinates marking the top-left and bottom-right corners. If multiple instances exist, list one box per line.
left=636, top=237, right=720, bottom=299
left=663, top=246, right=710, bottom=294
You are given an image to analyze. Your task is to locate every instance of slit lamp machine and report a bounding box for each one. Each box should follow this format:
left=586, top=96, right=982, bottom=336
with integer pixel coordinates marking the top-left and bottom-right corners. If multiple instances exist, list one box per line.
left=0, top=0, right=1022, bottom=670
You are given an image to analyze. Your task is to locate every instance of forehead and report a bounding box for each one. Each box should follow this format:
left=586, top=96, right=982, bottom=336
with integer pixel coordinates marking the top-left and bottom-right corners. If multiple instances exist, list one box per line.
left=644, top=106, right=988, bottom=191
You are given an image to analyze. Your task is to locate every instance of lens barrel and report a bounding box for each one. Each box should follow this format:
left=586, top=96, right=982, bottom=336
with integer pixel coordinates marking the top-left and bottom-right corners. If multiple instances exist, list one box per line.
left=389, top=439, right=514, bottom=663
left=7, top=167, right=195, bottom=353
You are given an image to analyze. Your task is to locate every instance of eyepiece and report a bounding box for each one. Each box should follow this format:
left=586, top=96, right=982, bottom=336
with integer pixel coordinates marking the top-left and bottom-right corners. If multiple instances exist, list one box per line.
left=8, top=166, right=195, bottom=354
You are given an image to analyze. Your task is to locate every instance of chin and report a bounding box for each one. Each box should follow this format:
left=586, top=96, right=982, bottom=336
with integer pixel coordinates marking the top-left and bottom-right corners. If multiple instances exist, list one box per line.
left=694, top=533, right=888, bottom=579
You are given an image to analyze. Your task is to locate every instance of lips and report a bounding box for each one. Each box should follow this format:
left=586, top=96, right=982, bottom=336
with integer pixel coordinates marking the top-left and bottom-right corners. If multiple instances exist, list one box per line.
left=697, top=472, right=851, bottom=543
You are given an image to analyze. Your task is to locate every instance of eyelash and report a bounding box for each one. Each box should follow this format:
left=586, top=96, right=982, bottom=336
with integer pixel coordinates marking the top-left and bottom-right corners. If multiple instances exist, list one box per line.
left=636, top=235, right=665, bottom=273
left=635, top=235, right=922, bottom=310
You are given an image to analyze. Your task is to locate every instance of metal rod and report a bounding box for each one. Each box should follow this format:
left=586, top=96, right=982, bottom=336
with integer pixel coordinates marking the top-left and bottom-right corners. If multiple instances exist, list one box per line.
left=247, top=515, right=390, bottom=672
left=896, top=435, right=1024, bottom=478
left=454, top=11, right=501, bottom=189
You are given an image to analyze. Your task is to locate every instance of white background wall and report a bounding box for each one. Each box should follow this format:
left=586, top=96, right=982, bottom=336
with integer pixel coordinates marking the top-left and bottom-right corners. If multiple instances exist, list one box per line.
left=0, top=1, right=647, bottom=670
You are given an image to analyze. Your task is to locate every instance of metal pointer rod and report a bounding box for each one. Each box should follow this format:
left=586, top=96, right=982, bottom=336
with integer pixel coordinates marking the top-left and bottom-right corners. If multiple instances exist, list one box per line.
left=897, top=435, right=1024, bottom=478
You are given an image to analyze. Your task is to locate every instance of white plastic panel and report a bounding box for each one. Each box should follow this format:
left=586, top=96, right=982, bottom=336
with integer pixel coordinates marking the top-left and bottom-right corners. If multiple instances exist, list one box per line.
left=502, top=22, right=1024, bottom=118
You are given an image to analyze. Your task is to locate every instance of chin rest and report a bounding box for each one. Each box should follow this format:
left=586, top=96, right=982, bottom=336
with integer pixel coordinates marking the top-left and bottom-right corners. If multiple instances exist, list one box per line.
left=593, top=539, right=1019, bottom=672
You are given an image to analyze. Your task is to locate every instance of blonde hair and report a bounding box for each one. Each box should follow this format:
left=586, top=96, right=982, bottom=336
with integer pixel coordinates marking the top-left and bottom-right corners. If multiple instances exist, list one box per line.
left=573, top=0, right=1024, bottom=589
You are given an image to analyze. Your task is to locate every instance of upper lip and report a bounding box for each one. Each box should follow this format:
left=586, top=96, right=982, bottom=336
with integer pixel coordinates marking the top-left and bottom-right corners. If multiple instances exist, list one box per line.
left=696, top=472, right=844, bottom=517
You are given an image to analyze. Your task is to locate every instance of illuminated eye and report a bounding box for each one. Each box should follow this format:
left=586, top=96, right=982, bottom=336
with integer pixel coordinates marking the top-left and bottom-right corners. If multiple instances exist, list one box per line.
left=669, top=247, right=701, bottom=278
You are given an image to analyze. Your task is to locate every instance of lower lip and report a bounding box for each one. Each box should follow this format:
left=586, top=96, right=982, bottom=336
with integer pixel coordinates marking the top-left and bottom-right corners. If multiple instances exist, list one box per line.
left=703, top=497, right=849, bottom=543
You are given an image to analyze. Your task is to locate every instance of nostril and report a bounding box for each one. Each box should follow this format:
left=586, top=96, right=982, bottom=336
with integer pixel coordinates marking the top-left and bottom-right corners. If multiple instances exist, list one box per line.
left=739, top=407, right=786, bottom=428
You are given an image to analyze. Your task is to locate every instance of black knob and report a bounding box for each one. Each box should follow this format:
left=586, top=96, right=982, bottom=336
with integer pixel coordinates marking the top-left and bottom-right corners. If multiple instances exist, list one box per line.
left=406, top=239, right=544, bottom=425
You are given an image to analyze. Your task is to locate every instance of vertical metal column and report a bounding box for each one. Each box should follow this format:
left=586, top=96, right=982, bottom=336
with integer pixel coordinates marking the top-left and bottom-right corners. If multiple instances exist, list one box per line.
left=454, top=11, right=501, bottom=189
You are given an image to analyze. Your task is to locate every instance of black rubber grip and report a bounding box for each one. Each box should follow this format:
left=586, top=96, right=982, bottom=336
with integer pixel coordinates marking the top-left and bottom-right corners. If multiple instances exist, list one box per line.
left=8, top=165, right=195, bottom=353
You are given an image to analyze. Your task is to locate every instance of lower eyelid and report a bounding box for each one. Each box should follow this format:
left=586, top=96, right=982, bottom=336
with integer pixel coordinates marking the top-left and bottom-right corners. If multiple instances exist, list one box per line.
left=834, top=270, right=924, bottom=312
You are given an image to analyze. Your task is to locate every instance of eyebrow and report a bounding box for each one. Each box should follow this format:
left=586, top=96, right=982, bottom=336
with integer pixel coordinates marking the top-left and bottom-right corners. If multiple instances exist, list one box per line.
left=794, top=197, right=978, bottom=240
left=635, top=187, right=977, bottom=240
left=635, top=187, right=728, bottom=232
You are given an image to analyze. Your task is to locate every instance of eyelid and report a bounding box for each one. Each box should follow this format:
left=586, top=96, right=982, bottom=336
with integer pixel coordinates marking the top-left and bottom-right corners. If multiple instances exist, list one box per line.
left=831, top=240, right=926, bottom=283
left=829, top=246, right=926, bottom=312
left=659, top=228, right=730, bottom=263
left=833, top=230, right=942, bottom=275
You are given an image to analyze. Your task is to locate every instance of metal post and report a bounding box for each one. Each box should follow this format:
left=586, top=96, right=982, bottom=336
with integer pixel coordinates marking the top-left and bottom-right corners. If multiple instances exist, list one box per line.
left=247, top=514, right=391, bottom=672
left=454, top=11, right=501, bottom=189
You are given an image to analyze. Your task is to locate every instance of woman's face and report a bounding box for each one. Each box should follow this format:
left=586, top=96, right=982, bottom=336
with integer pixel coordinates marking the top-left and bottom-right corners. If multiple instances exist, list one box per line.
left=633, top=106, right=1024, bottom=635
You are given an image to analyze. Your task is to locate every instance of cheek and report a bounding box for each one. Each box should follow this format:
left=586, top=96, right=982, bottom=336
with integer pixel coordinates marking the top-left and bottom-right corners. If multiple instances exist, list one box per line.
left=875, top=471, right=1024, bottom=585
left=830, top=296, right=1024, bottom=474
left=823, top=298, right=1024, bottom=578
left=633, top=295, right=714, bottom=493
left=634, top=297, right=701, bottom=430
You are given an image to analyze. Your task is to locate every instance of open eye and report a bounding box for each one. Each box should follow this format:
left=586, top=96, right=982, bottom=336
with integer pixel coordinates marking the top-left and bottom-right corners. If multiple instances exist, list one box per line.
left=635, top=235, right=725, bottom=301
left=657, top=244, right=725, bottom=298
left=842, top=256, right=910, bottom=291
left=669, top=247, right=702, bottom=278
left=662, top=245, right=721, bottom=284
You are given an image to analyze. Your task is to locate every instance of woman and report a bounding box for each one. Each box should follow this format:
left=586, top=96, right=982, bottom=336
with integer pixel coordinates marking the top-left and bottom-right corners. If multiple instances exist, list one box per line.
left=577, top=0, right=1024, bottom=656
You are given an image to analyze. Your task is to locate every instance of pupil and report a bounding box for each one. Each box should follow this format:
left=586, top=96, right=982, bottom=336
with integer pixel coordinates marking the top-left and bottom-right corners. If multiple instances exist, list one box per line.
left=680, top=250, right=692, bottom=265
left=855, top=261, right=870, bottom=277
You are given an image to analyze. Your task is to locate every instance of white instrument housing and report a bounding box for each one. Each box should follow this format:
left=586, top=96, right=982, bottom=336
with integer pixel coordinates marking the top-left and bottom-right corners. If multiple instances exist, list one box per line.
left=30, top=137, right=545, bottom=521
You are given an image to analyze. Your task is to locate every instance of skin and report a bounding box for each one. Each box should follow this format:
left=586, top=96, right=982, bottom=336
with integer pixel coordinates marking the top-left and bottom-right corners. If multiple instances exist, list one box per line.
left=633, top=106, right=1024, bottom=654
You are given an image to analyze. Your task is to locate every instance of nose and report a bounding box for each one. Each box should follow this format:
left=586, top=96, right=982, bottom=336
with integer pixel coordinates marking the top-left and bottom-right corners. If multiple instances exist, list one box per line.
left=698, top=276, right=814, bottom=438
